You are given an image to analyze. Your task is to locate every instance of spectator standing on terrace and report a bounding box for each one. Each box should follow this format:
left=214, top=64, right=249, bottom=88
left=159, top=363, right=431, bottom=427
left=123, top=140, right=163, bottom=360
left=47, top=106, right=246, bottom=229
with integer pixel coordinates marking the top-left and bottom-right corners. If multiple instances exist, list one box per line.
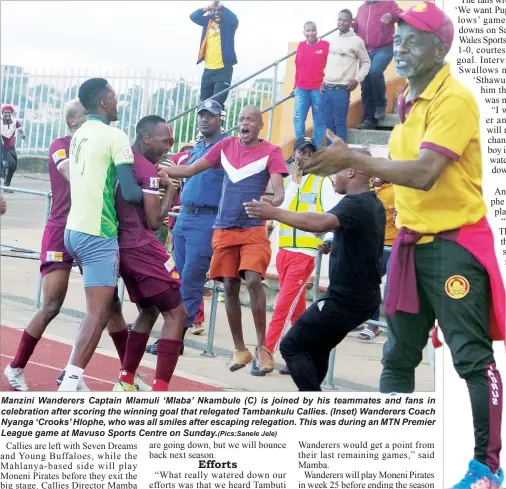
left=163, top=105, right=288, bottom=377
left=293, top=22, right=329, bottom=148
left=191, top=1, right=239, bottom=107
left=323, top=9, right=370, bottom=143
left=1, top=105, right=26, bottom=189
left=353, top=0, right=402, bottom=129
left=303, top=4, right=504, bottom=486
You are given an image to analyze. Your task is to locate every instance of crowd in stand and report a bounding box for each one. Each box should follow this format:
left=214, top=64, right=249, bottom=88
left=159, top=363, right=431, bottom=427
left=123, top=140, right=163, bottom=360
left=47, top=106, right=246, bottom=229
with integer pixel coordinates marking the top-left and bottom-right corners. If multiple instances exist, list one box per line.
left=2, top=2, right=506, bottom=486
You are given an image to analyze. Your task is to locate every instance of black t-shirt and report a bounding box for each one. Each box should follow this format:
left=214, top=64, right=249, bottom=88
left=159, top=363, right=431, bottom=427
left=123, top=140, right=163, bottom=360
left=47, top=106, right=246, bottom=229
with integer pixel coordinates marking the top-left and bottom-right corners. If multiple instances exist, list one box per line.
left=326, top=191, right=386, bottom=310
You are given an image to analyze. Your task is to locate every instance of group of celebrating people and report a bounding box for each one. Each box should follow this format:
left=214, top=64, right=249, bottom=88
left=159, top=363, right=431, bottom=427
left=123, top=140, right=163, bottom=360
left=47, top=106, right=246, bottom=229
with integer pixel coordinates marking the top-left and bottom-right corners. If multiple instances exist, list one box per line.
left=1, top=1, right=506, bottom=487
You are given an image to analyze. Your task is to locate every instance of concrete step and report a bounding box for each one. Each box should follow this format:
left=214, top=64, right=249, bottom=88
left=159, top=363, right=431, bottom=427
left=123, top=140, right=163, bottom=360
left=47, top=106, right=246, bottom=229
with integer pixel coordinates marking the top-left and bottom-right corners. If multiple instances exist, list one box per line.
left=377, top=113, right=400, bottom=129
left=348, top=128, right=391, bottom=146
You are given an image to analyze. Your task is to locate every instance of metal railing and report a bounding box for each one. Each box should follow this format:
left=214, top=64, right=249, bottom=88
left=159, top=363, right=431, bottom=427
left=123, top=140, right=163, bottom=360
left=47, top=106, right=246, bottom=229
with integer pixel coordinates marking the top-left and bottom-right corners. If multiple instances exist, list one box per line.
left=166, top=26, right=340, bottom=141
left=0, top=66, right=280, bottom=156
left=0, top=186, right=52, bottom=308
left=1, top=26, right=339, bottom=156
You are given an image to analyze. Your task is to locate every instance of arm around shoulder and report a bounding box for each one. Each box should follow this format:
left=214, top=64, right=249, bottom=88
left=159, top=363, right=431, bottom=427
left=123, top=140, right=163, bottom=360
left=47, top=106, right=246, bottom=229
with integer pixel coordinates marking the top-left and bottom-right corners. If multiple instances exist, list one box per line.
left=117, top=164, right=143, bottom=204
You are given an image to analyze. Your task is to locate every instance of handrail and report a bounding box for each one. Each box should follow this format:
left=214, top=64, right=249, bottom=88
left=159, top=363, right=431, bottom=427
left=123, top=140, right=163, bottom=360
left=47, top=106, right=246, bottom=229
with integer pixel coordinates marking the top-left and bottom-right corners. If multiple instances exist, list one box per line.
left=167, top=26, right=340, bottom=125
left=223, top=92, right=294, bottom=136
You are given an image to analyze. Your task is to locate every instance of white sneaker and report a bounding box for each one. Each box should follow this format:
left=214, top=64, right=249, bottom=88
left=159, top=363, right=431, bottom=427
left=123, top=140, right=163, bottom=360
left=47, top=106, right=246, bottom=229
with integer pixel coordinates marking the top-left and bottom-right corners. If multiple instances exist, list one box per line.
left=134, top=373, right=152, bottom=392
left=4, top=364, right=28, bottom=391
left=77, top=378, right=90, bottom=391
left=57, top=370, right=90, bottom=391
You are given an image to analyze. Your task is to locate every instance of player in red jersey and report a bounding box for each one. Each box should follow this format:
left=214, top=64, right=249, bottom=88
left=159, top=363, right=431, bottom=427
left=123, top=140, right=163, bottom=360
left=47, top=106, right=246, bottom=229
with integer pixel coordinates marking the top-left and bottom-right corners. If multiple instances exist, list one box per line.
left=3, top=99, right=131, bottom=391
left=113, top=115, right=187, bottom=392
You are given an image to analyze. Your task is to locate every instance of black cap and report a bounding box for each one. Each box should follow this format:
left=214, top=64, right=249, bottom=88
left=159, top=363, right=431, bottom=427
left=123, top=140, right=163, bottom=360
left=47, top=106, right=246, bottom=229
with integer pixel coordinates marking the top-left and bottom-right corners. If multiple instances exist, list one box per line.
left=294, top=136, right=317, bottom=151
left=197, top=99, right=223, bottom=115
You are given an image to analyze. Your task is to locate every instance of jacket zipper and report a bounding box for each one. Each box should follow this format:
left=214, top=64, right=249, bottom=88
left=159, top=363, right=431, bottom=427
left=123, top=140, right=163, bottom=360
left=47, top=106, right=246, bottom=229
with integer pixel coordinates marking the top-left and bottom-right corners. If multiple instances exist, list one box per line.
left=366, top=4, right=371, bottom=48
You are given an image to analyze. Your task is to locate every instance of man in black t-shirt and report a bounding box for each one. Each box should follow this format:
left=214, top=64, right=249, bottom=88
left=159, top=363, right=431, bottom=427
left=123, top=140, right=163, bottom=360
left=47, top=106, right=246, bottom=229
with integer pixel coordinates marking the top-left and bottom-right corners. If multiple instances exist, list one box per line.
left=244, top=164, right=385, bottom=391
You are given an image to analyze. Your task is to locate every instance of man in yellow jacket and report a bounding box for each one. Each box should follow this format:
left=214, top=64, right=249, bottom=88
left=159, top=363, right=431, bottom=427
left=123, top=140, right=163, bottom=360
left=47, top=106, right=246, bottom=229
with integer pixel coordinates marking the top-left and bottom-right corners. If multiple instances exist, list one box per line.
left=264, top=136, right=340, bottom=374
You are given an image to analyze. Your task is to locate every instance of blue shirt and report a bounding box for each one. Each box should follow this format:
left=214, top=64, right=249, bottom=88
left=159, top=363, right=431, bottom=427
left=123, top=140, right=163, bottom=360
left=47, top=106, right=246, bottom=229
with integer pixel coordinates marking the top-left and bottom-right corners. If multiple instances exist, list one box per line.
left=180, top=136, right=226, bottom=208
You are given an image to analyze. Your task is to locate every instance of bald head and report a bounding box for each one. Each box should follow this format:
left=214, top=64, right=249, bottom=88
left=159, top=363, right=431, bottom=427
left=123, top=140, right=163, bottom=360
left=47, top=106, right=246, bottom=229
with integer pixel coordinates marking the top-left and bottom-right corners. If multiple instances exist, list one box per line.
left=238, top=105, right=264, bottom=145
left=240, top=105, right=262, bottom=121
left=64, top=98, right=87, bottom=133
left=333, top=148, right=372, bottom=195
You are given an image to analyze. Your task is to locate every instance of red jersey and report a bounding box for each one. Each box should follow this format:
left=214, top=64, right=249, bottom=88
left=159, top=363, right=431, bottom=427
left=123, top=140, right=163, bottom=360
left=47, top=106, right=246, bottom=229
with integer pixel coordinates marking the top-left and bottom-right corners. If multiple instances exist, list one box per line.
left=205, top=137, right=288, bottom=229
left=115, top=150, right=160, bottom=249
left=294, top=39, right=330, bottom=90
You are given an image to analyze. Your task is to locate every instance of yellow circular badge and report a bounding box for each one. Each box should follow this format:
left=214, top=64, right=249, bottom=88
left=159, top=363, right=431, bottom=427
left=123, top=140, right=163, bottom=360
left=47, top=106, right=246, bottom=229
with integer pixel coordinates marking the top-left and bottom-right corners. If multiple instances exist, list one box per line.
left=445, top=275, right=470, bottom=300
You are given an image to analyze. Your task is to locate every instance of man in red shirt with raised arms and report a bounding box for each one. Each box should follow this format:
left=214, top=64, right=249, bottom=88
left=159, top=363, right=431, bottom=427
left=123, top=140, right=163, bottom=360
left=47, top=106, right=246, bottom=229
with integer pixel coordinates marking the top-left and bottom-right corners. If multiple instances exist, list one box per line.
left=163, top=105, right=288, bottom=376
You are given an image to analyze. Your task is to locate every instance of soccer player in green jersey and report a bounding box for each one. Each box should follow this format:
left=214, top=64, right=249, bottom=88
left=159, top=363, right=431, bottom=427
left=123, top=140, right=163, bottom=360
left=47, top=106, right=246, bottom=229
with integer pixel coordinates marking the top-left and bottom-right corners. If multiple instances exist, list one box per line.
left=59, top=78, right=143, bottom=391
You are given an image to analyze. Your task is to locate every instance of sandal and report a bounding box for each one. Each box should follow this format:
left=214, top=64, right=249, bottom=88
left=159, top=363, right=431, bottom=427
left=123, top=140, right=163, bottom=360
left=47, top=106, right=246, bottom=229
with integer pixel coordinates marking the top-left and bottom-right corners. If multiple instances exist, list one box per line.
left=229, top=349, right=253, bottom=372
left=192, top=324, right=205, bottom=335
left=357, top=328, right=381, bottom=341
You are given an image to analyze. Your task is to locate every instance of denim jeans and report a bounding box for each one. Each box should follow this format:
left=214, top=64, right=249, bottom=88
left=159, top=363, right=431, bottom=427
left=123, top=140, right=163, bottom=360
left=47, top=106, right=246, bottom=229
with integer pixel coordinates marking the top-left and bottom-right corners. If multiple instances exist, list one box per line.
left=293, top=88, right=325, bottom=149
left=172, top=211, right=215, bottom=329
left=323, top=85, right=350, bottom=144
left=360, top=45, right=394, bottom=123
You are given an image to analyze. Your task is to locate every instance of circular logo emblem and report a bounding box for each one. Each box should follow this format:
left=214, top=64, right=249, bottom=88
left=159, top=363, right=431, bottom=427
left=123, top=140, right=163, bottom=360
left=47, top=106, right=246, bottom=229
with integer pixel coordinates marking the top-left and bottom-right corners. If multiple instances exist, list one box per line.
left=445, top=275, right=470, bottom=300
left=413, top=3, right=428, bottom=12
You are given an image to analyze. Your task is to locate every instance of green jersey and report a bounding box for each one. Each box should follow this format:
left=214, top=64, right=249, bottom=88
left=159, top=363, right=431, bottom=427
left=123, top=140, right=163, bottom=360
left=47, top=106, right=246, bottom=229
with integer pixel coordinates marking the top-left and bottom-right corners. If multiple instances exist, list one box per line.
left=66, top=116, right=134, bottom=237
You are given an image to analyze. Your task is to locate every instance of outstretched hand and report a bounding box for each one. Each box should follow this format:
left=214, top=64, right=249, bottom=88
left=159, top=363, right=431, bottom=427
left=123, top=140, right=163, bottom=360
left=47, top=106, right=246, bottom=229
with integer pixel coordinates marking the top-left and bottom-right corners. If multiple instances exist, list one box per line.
left=243, top=198, right=277, bottom=220
left=300, top=130, right=353, bottom=176
left=317, top=242, right=331, bottom=255
left=158, top=171, right=175, bottom=191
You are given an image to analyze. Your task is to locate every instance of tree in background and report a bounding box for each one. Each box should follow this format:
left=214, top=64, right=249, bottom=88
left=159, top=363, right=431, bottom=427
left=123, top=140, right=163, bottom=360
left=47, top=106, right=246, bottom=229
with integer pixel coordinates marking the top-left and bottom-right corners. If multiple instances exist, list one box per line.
left=1, top=70, right=275, bottom=154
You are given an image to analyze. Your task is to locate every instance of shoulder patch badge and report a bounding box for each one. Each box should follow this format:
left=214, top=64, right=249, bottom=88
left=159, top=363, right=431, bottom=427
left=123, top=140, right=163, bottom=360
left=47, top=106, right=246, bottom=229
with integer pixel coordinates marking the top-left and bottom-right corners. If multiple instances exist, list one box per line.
left=46, top=251, right=63, bottom=262
left=123, top=146, right=134, bottom=160
left=150, top=177, right=160, bottom=190
left=52, top=149, right=67, bottom=164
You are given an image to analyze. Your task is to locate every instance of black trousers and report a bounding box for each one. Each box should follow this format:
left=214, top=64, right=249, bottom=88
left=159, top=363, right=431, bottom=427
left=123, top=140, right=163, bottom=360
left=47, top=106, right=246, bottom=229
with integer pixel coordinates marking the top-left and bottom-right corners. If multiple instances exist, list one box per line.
left=1, top=147, right=17, bottom=186
left=380, top=239, right=502, bottom=472
left=280, top=298, right=375, bottom=391
left=200, top=65, right=233, bottom=106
